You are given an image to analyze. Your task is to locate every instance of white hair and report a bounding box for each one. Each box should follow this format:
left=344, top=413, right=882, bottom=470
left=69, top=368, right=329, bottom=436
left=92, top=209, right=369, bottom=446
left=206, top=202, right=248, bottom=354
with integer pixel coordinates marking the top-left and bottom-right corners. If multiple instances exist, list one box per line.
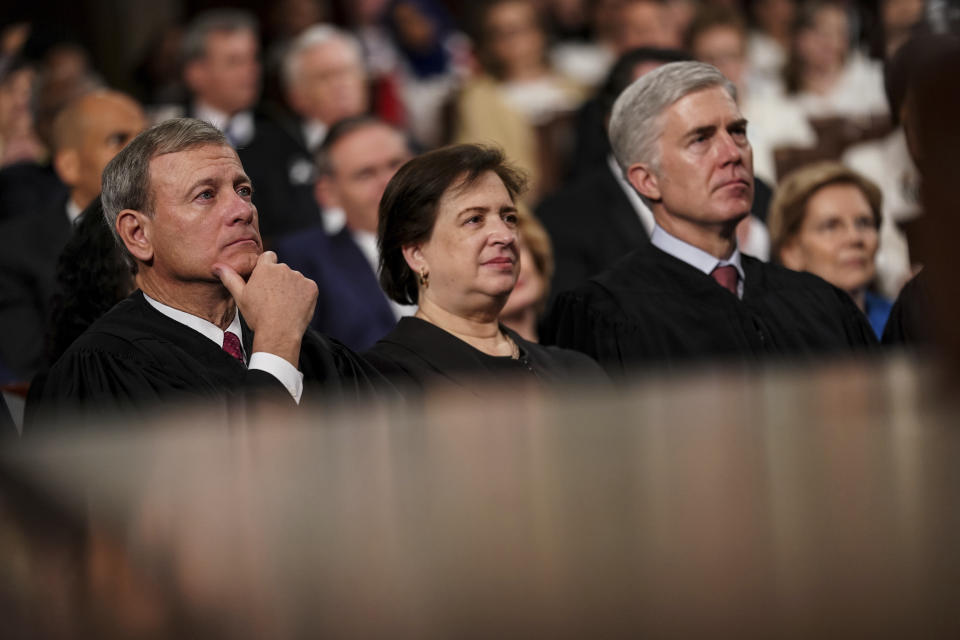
left=608, top=61, right=737, bottom=174
left=282, top=24, right=364, bottom=89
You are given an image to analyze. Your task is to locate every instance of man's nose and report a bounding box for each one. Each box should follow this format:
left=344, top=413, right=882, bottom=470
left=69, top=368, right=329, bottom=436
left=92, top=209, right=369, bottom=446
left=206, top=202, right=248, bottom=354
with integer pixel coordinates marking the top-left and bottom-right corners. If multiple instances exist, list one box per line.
left=717, top=131, right=745, bottom=165
left=229, top=192, right=256, bottom=224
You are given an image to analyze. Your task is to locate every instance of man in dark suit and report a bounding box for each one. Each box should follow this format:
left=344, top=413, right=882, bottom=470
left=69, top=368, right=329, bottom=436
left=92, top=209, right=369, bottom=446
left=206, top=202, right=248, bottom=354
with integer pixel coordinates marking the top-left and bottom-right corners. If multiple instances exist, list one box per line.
left=28, top=118, right=386, bottom=423
left=542, top=47, right=772, bottom=301
left=543, top=62, right=876, bottom=375
left=276, top=115, right=413, bottom=351
left=0, top=89, right=146, bottom=383
left=239, top=24, right=371, bottom=243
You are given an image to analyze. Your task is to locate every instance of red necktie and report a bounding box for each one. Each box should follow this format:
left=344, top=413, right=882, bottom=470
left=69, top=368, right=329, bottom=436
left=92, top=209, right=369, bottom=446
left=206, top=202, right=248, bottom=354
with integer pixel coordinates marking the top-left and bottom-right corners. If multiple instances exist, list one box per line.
left=222, top=330, right=244, bottom=362
left=711, top=265, right=739, bottom=295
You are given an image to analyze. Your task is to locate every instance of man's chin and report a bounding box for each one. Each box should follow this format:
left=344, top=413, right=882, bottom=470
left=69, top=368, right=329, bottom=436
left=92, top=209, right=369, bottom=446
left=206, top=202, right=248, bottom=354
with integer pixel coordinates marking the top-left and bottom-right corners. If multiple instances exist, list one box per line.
left=223, top=250, right=260, bottom=280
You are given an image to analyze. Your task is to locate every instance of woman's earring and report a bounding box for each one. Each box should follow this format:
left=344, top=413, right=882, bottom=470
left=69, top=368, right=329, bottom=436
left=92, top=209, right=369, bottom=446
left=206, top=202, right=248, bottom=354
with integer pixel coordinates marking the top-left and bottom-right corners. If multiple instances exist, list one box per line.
left=418, top=267, right=429, bottom=287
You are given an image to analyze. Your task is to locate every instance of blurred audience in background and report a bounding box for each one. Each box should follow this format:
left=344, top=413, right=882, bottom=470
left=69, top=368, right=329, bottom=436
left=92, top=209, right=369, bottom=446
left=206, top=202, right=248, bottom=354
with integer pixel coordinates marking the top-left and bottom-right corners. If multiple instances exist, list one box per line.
left=241, top=24, right=369, bottom=242
left=452, top=0, right=585, bottom=203
left=152, top=10, right=261, bottom=147
left=0, top=89, right=144, bottom=384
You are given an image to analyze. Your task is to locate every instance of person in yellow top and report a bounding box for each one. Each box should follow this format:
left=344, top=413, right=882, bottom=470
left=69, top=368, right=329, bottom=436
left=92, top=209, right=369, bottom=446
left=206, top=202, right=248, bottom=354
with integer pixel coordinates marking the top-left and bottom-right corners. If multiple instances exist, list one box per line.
left=453, top=0, right=585, bottom=203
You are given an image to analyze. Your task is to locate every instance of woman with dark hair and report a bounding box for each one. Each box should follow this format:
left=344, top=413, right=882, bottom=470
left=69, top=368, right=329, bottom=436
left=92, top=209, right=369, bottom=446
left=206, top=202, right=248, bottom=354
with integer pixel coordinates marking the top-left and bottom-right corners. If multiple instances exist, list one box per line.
left=364, top=143, right=601, bottom=392
left=47, top=196, right=137, bottom=363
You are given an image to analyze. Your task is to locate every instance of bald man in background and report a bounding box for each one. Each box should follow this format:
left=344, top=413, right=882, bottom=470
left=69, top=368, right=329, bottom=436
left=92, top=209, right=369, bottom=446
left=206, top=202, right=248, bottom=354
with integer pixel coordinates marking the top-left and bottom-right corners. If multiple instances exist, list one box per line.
left=0, top=90, right=146, bottom=383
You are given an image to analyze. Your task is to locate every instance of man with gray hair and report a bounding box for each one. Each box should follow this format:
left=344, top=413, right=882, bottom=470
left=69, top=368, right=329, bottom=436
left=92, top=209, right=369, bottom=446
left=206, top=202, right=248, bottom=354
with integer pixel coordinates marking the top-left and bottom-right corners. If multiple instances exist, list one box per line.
left=543, top=61, right=876, bottom=375
left=239, top=24, right=370, bottom=241
left=28, top=118, right=386, bottom=421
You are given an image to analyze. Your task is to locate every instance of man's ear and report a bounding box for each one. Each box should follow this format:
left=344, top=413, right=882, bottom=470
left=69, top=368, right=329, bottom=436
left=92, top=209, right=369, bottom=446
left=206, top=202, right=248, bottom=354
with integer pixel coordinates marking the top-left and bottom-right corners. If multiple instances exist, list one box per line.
left=53, top=148, right=80, bottom=188
left=401, top=243, right=425, bottom=275
left=314, top=175, right=339, bottom=209
left=627, top=162, right=661, bottom=202
left=778, top=238, right=805, bottom=271
left=116, top=209, right=154, bottom=263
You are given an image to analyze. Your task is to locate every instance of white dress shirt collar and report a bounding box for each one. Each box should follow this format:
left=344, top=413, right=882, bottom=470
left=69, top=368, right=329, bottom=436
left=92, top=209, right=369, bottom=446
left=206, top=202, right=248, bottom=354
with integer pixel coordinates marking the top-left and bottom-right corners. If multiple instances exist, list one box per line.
left=65, top=198, right=83, bottom=225
left=193, top=101, right=255, bottom=147
left=302, top=119, right=328, bottom=152
left=141, top=292, right=305, bottom=403
left=650, top=225, right=746, bottom=298
left=142, top=292, right=245, bottom=361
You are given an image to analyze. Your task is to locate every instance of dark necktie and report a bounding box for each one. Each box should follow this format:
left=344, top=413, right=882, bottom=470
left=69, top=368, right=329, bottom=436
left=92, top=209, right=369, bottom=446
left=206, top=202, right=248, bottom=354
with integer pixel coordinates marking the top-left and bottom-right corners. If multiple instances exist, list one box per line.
left=222, top=330, right=244, bottom=362
left=711, top=265, right=739, bottom=296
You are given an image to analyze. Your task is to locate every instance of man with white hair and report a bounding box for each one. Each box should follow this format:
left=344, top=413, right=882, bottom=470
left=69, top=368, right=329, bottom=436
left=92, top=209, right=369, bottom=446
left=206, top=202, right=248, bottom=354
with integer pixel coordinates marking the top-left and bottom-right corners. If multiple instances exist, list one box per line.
left=239, top=24, right=370, bottom=241
left=543, top=61, right=876, bottom=375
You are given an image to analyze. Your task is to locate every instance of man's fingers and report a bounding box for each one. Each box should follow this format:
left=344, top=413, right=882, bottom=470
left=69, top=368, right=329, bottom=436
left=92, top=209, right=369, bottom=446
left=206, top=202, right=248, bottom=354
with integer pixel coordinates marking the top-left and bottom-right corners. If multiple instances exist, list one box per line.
left=258, top=250, right=278, bottom=265
left=213, top=263, right=246, bottom=300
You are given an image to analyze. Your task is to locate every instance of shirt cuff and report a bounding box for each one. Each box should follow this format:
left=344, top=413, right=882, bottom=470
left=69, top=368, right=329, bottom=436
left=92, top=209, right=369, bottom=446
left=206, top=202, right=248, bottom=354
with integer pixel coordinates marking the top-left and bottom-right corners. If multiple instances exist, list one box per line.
left=249, top=352, right=304, bottom=404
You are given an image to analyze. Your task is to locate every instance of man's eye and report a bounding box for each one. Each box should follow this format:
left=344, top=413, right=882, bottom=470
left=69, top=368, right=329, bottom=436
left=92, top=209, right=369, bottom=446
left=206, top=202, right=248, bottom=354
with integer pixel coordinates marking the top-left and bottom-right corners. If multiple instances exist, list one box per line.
left=237, top=186, right=253, bottom=197
left=196, top=190, right=214, bottom=200
left=503, top=213, right=519, bottom=225
left=466, top=215, right=482, bottom=225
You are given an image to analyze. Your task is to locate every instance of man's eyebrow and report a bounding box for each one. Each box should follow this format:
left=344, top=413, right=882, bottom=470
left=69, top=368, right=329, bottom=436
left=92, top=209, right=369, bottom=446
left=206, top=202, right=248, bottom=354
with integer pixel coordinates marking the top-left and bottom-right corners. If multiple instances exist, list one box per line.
left=683, top=124, right=716, bottom=140
left=185, top=177, right=218, bottom=194
left=233, top=173, right=252, bottom=186
left=728, top=118, right=748, bottom=130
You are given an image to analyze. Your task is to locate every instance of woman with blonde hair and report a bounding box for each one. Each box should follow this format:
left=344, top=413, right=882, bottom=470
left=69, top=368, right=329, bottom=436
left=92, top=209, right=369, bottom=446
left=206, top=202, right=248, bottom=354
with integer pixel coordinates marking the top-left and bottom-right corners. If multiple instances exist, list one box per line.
left=769, top=161, right=892, bottom=337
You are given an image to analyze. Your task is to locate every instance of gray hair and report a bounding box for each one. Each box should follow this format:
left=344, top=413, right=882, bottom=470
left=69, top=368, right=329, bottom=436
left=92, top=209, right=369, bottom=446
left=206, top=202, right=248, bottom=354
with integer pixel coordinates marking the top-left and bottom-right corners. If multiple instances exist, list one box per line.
left=101, top=118, right=228, bottom=261
left=181, top=9, right=259, bottom=65
left=608, top=61, right=737, bottom=173
left=282, top=24, right=363, bottom=89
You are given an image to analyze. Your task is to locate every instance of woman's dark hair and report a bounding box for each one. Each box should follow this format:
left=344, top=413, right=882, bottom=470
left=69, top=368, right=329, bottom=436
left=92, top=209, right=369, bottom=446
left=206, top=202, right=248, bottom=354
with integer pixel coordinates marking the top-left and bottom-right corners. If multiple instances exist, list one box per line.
left=378, top=144, right=527, bottom=305
left=46, top=197, right=137, bottom=364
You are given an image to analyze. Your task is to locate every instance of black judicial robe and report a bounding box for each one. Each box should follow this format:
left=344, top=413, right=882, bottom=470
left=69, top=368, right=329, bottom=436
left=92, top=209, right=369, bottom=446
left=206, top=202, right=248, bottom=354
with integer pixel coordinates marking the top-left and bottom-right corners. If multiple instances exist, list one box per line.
left=363, top=316, right=604, bottom=393
left=542, top=242, right=878, bottom=376
left=26, top=291, right=390, bottom=425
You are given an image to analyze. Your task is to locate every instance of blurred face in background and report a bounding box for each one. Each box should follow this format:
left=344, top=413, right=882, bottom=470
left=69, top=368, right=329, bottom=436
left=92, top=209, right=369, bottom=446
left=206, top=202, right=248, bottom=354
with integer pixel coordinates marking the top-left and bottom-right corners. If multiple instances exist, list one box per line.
left=287, top=38, right=368, bottom=125
left=882, top=0, right=926, bottom=56
left=755, top=0, right=796, bottom=37
left=796, top=4, right=849, bottom=72
left=779, top=182, right=879, bottom=296
left=318, top=123, right=411, bottom=233
left=615, top=0, right=679, bottom=53
left=691, top=25, right=747, bottom=92
left=186, top=29, right=261, bottom=114
left=500, top=242, right=545, bottom=318
left=484, top=0, right=545, bottom=77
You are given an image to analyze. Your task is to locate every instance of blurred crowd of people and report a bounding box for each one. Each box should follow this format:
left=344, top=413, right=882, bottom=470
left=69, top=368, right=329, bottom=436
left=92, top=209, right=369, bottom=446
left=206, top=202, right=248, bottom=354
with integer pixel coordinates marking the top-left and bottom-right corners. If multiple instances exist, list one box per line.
left=0, top=0, right=958, bottom=424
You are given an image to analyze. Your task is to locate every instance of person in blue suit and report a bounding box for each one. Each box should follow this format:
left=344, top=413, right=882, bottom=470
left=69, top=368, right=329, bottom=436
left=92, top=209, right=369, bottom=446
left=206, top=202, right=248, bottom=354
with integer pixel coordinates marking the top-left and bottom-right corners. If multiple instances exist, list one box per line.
left=276, top=115, right=414, bottom=351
